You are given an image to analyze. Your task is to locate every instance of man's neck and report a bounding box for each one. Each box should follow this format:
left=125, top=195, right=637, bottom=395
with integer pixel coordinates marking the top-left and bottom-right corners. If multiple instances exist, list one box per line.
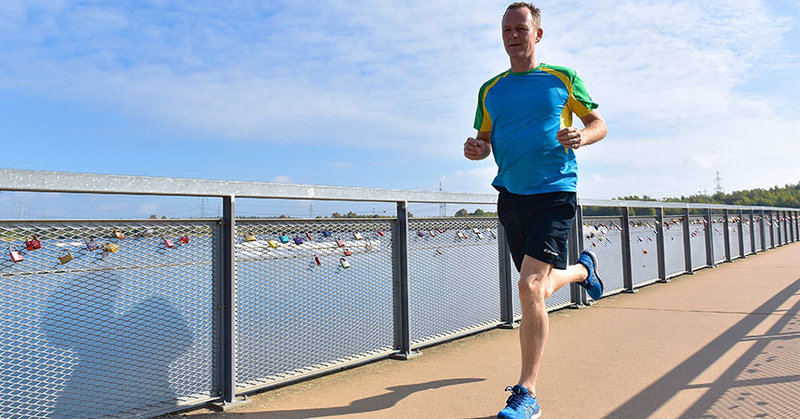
left=509, top=57, right=539, bottom=73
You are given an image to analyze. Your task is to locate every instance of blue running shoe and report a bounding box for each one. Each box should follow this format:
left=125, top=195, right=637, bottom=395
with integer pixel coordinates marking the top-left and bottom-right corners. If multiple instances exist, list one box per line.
left=498, top=385, right=541, bottom=419
left=578, top=250, right=604, bottom=300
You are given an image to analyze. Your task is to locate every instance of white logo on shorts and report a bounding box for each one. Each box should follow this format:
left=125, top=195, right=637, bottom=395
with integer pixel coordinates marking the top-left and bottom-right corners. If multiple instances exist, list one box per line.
left=543, top=248, right=559, bottom=257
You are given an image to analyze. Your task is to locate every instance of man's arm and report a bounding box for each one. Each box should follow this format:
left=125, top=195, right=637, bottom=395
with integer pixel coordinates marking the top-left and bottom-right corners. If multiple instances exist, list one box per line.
left=464, top=130, right=491, bottom=160
left=556, top=110, right=607, bottom=150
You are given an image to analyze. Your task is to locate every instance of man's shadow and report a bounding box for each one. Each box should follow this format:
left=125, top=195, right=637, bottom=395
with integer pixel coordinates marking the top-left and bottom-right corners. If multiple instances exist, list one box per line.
left=41, top=273, right=193, bottom=418
left=192, top=378, right=487, bottom=418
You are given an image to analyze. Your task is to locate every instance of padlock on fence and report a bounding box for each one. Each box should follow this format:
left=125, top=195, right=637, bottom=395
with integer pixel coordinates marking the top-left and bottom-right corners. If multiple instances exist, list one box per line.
left=112, top=229, right=125, bottom=240
left=280, top=235, right=290, bottom=244
left=245, top=233, right=256, bottom=242
left=305, top=232, right=313, bottom=240
left=86, top=237, right=100, bottom=251
left=163, top=237, right=175, bottom=248
left=267, top=240, right=278, bottom=249
left=340, top=257, right=350, bottom=269
left=315, top=256, right=321, bottom=266
left=141, top=229, right=155, bottom=238
left=353, top=232, right=363, bottom=240
left=476, top=232, right=484, bottom=239
left=365, top=242, right=374, bottom=251
left=343, top=248, right=353, bottom=257
left=58, top=249, right=73, bottom=265
left=9, top=246, right=23, bottom=263
left=293, top=236, right=304, bottom=245
left=322, top=231, right=332, bottom=237
left=179, top=236, right=190, bottom=244
left=104, top=243, right=119, bottom=253
left=336, top=239, right=345, bottom=248
left=25, top=235, right=42, bottom=251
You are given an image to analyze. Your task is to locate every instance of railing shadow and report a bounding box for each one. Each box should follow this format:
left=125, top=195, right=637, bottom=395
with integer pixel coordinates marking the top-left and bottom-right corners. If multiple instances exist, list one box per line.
left=605, top=278, right=800, bottom=418
left=191, top=378, right=485, bottom=418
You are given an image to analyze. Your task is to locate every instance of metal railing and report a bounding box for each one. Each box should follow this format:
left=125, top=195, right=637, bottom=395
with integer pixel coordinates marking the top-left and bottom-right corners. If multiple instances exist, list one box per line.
left=1, top=169, right=798, bottom=418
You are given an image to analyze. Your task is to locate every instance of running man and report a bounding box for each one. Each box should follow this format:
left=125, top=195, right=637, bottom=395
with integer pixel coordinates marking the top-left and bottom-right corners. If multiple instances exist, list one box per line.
left=463, top=3, right=607, bottom=418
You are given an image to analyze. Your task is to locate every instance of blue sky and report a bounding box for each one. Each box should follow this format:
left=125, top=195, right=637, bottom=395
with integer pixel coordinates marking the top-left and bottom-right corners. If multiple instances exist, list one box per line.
left=1, top=0, right=799, bottom=218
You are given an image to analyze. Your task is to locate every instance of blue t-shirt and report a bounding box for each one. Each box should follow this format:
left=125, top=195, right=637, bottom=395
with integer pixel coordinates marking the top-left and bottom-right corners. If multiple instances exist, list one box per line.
left=474, top=64, right=598, bottom=195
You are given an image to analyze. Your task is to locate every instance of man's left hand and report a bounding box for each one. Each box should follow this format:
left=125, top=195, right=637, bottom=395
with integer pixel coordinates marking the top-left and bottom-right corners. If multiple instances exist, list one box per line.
left=556, top=127, right=583, bottom=149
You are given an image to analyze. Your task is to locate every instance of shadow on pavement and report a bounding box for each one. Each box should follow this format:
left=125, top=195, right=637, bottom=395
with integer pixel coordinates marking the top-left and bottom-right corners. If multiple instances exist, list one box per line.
left=190, top=377, right=486, bottom=418
left=606, top=278, right=800, bottom=418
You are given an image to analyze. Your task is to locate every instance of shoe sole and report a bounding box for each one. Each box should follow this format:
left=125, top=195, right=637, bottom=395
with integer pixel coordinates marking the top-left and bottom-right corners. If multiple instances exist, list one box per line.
left=583, top=250, right=604, bottom=299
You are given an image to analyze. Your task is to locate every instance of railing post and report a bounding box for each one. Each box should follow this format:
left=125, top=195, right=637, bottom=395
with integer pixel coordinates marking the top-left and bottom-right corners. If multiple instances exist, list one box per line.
left=498, top=223, right=517, bottom=326
left=683, top=207, right=693, bottom=274
left=621, top=207, right=635, bottom=293
left=570, top=204, right=587, bottom=305
left=705, top=208, right=715, bottom=267
left=392, top=201, right=418, bottom=359
left=760, top=209, right=766, bottom=251
left=749, top=210, right=756, bottom=254
left=776, top=210, right=783, bottom=246
left=738, top=209, right=744, bottom=258
left=723, top=209, right=731, bottom=262
left=769, top=210, right=775, bottom=248
left=656, top=207, right=667, bottom=282
left=220, top=195, right=237, bottom=404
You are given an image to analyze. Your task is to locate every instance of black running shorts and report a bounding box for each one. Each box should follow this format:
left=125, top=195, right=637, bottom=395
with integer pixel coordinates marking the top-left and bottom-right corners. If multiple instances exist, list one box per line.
left=497, top=187, right=577, bottom=271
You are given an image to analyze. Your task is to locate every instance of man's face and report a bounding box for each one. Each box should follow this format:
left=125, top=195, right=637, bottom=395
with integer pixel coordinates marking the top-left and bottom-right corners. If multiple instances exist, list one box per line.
left=502, top=7, right=541, bottom=60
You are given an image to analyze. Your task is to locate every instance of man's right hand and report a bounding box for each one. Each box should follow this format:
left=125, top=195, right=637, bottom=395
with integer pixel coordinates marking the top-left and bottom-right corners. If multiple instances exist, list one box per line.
left=464, top=137, right=490, bottom=160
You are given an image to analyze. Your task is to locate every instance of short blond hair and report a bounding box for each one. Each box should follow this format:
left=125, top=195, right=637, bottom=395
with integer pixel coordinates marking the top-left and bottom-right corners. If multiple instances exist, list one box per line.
left=504, top=2, right=541, bottom=28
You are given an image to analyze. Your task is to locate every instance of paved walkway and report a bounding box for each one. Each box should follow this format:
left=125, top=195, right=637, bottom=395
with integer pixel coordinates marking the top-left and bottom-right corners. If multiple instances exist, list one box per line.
left=177, top=243, right=800, bottom=418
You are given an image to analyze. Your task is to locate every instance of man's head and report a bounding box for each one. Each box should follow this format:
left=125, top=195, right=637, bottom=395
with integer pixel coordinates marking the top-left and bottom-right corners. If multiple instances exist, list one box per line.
left=502, top=2, right=543, bottom=63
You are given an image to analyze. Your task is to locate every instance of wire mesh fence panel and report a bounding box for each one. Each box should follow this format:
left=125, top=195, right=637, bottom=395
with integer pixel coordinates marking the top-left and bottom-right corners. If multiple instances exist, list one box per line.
left=729, top=218, right=741, bottom=259
left=711, top=215, right=726, bottom=264
left=742, top=215, right=753, bottom=255
left=690, top=216, right=708, bottom=269
left=754, top=215, right=763, bottom=251
left=629, top=216, right=659, bottom=287
left=663, top=216, right=686, bottom=277
left=233, top=219, right=394, bottom=392
left=582, top=217, right=624, bottom=297
left=781, top=215, right=789, bottom=244
left=407, top=218, right=501, bottom=347
left=0, top=220, right=217, bottom=419
left=769, top=216, right=777, bottom=248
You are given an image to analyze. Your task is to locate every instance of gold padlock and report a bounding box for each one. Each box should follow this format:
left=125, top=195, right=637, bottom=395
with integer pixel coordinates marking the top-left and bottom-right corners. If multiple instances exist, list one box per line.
left=104, top=243, right=119, bottom=253
left=267, top=240, right=278, bottom=249
left=58, top=249, right=73, bottom=265
left=112, top=229, right=125, bottom=240
left=245, top=233, right=256, bottom=242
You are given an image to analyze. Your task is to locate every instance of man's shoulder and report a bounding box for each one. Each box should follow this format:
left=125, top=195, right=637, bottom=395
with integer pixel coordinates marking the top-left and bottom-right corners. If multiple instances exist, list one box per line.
left=479, top=70, right=511, bottom=90
left=539, top=64, right=579, bottom=81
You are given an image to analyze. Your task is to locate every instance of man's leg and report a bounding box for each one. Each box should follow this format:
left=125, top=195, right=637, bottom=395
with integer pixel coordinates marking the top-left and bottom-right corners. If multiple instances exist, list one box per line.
left=517, top=255, right=588, bottom=394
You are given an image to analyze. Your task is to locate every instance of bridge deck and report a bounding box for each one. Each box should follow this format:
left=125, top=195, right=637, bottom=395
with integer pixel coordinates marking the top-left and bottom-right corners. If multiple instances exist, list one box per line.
left=179, top=243, right=800, bottom=418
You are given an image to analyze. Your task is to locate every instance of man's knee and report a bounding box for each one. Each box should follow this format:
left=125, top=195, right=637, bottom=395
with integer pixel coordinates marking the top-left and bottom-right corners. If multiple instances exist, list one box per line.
left=518, top=273, right=550, bottom=304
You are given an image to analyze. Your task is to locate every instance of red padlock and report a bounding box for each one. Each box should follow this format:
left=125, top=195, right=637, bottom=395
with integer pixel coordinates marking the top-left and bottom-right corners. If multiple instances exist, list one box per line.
left=163, top=237, right=175, bottom=248
left=25, top=235, right=42, bottom=251
left=376, top=230, right=384, bottom=237
left=315, top=256, right=321, bottom=266
left=306, top=232, right=313, bottom=241
left=179, top=236, right=190, bottom=244
left=343, top=248, right=353, bottom=257
left=9, top=246, right=23, bottom=263
left=336, top=239, right=345, bottom=248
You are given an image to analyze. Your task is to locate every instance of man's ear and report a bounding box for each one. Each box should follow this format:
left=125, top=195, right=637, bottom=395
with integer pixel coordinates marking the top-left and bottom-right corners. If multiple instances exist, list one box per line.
left=536, top=27, right=543, bottom=43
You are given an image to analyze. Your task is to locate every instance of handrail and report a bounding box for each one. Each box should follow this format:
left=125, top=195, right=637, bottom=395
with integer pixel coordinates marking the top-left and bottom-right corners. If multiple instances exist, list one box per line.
left=3, top=168, right=798, bottom=211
